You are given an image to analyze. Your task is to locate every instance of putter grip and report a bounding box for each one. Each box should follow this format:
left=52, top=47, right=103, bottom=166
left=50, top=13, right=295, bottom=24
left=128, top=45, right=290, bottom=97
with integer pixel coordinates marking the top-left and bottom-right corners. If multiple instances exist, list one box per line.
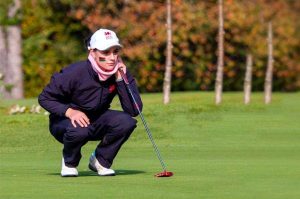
left=118, top=68, right=129, bottom=85
left=118, top=68, right=140, bottom=111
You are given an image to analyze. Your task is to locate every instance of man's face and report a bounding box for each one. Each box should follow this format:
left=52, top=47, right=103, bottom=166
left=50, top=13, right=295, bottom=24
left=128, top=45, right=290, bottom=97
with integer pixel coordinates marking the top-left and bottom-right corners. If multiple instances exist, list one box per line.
left=91, top=46, right=120, bottom=72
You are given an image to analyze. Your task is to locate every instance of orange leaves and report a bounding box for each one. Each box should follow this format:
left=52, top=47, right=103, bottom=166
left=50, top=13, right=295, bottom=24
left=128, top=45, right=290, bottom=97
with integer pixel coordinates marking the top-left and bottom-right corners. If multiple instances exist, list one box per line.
left=74, top=9, right=85, bottom=20
left=85, top=0, right=96, bottom=6
left=21, top=0, right=300, bottom=96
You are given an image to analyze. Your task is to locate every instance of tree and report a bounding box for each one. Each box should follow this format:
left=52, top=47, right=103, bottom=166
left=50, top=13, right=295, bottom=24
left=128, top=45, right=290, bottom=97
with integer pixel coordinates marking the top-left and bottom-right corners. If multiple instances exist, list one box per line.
left=244, top=54, right=253, bottom=104
left=0, top=1, right=9, bottom=97
left=163, top=0, right=172, bottom=104
left=264, top=22, right=273, bottom=104
left=19, top=0, right=300, bottom=97
left=21, top=0, right=89, bottom=97
left=0, top=26, right=7, bottom=96
left=215, top=0, right=224, bottom=105
left=0, top=0, right=23, bottom=99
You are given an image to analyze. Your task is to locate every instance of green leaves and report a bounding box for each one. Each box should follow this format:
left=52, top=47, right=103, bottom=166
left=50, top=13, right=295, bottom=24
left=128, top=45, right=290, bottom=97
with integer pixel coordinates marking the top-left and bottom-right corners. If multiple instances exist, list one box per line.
left=20, top=0, right=300, bottom=97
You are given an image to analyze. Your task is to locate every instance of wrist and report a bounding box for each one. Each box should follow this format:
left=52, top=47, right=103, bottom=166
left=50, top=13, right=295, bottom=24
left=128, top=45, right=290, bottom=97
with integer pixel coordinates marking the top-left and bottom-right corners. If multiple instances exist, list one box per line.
left=116, top=77, right=123, bottom=82
left=65, top=108, right=73, bottom=118
left=115, top=72, right=123, bottom=81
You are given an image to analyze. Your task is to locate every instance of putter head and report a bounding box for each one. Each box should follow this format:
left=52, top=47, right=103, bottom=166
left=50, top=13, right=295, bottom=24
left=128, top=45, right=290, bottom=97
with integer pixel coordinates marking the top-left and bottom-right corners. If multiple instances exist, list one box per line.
left=155, top=170, right=173, bottom=177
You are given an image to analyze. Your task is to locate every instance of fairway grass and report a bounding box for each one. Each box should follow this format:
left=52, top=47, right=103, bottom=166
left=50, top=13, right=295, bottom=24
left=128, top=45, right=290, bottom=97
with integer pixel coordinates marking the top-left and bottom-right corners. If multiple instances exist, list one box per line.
left=0, top=92, right=299, bottom=199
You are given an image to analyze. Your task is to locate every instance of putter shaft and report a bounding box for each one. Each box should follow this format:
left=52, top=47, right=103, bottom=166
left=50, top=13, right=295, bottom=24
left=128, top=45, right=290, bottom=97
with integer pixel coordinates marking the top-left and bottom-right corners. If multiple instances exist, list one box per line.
left=119, top=69, right=167, bottom=171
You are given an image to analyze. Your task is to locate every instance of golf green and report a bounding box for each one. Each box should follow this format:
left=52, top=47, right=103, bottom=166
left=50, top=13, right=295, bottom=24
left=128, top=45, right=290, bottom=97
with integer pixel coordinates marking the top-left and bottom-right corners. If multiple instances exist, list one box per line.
left=1, top=92, right=299, bottom=199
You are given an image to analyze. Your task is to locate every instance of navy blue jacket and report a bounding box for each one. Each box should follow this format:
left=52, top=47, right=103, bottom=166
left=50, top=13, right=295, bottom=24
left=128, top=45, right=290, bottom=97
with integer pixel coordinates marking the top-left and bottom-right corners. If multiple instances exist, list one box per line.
left=38, top=60, right=142, bottom=121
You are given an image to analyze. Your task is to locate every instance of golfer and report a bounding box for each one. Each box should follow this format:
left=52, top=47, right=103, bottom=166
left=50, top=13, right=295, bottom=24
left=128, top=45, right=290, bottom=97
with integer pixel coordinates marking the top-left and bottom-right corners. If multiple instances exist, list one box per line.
left=38, top=28, right=142, bottom=177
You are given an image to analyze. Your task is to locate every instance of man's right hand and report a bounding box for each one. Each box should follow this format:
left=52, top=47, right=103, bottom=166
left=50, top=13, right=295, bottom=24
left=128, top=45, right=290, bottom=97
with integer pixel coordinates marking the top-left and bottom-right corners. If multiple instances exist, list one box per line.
left=65, top=108, right=90, bottom=128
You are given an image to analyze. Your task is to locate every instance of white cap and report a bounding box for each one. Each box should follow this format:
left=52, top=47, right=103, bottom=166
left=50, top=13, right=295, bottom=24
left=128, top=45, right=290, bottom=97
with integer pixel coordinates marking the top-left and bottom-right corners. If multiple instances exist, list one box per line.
left=88, top=29, right=122, bottom=51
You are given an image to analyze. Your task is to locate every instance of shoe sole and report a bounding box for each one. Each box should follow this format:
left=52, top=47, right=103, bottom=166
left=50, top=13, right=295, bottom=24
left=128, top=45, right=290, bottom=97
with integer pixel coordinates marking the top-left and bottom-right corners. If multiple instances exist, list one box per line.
left=61, top=174, right=78, bottom=177
left=88, top=164, right=115, bottom=176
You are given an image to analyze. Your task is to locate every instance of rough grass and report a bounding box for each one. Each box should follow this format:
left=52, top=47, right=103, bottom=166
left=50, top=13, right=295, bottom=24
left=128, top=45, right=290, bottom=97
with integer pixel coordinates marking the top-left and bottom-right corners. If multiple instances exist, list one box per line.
left=0, top=92, right=299, bottom=199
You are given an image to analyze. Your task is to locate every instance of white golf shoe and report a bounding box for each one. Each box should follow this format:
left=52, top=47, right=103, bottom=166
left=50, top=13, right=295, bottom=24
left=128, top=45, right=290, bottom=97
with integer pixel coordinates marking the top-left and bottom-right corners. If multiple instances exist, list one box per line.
left=61, top=158, right=78, bottom=177
left=88, top=152, right=115, bottom=176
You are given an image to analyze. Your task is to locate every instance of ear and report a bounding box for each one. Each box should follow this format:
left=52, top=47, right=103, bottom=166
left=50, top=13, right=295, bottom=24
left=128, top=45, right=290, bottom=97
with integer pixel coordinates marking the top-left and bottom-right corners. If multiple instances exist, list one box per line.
left=90, top=50, right=96, bottom=58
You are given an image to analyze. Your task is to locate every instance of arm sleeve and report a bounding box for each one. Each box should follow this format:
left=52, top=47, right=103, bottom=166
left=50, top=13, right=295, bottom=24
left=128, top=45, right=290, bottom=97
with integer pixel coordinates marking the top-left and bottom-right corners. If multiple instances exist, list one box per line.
left=38, top=72, right=73, bottom=117
left=116, top=71, right=143, bottom=117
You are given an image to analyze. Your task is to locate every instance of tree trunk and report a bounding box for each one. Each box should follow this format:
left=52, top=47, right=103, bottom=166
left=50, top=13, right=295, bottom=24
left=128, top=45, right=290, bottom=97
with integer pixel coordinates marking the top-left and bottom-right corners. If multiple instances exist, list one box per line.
left=0, top=26, right=6, bottom=73
left=5, top=25, right=23, bottom=99
left=264, top=22, right=273, bottom=104
left=0, top=26, right=7, bottom=96
left=244, top=54, right=253, bottom=104
left=3, top=0, right=23, bottom=99
left=163, top=0, right=172, bottom=104
left=215, top=0, right=224, bottom=105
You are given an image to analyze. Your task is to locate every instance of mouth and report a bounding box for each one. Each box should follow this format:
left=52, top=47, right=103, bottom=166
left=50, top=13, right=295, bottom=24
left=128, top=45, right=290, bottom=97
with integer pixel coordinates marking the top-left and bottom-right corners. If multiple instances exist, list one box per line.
left=98, top=64, right=115, bottom=72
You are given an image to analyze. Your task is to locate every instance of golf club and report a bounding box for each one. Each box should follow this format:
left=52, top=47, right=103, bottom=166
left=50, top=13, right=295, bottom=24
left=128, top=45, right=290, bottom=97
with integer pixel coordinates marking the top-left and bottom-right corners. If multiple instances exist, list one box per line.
left=119, top=68, right=173, bottom=177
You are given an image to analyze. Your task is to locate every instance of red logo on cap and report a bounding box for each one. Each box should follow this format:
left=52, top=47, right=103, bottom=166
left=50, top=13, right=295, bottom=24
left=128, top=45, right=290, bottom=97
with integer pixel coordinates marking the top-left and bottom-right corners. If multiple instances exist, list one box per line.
left=104, top=32, right=112, bottom=39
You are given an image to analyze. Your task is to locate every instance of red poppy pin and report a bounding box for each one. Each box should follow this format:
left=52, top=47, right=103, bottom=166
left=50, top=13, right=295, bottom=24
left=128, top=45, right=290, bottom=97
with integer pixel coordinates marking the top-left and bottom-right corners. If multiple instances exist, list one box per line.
left=109, top=84, right=116, bottom=93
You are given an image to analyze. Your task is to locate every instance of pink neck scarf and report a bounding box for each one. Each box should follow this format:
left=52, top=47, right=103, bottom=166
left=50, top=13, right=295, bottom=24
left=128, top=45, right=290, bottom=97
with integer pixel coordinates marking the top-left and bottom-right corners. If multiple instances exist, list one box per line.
left=88, top=53, right=118, bottom=81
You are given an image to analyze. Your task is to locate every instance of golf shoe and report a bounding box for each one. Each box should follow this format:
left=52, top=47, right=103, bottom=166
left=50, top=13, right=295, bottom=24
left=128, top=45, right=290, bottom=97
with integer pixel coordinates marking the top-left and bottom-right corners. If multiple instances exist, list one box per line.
left=61, top=158, right=78, bottom=177
left=88, top=152, right=115, bottom=176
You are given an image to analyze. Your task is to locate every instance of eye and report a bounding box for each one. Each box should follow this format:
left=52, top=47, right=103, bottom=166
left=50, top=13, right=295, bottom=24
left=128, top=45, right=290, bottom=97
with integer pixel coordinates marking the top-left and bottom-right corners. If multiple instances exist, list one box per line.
left=101, top=50, right=110, bottom=56
left=113, top=49, right=120, bottom=55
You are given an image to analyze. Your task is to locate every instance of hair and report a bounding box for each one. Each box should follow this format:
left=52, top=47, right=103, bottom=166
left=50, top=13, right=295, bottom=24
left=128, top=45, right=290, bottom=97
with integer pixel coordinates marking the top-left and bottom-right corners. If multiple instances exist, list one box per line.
left=84, top=35, right=92, bottom=50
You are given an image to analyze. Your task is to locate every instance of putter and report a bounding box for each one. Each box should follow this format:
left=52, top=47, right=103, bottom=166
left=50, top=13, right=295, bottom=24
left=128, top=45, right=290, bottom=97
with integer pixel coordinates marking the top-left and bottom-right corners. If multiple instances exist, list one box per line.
left=119, top=68, right=173, bottom=177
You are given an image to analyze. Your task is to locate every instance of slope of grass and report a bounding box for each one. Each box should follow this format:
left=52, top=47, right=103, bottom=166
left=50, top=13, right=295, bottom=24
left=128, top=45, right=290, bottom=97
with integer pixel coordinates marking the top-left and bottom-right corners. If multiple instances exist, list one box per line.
left=0, top=92, right=299, bottom=199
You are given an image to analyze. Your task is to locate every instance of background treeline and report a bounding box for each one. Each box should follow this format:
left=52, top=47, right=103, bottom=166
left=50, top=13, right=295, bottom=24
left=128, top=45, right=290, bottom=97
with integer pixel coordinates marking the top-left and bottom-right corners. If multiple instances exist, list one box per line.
left=19, top=0, right=300, bottom=97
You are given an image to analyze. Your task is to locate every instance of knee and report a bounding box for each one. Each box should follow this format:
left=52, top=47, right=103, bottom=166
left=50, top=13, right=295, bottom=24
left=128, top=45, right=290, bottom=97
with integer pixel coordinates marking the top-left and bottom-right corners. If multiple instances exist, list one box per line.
left=124, top=116, right=137, bottom=131
left=114, top=113, right=137, bottom=133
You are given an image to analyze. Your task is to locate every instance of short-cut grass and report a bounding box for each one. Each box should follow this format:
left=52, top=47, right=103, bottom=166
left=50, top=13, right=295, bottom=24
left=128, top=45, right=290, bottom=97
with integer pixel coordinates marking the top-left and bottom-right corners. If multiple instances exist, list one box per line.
left=0, top=92, right=299, bottom=199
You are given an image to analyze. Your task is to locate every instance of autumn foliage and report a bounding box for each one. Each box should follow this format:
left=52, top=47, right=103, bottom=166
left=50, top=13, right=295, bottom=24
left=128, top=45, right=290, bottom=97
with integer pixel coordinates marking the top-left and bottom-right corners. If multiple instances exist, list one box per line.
left=21, top=0, right=300, bottom=97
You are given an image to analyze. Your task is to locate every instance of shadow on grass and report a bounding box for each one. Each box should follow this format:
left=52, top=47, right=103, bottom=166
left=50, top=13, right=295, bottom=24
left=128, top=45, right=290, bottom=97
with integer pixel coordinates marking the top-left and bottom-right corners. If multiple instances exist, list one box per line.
left=115, top=169, right=146, bottom=175
left=48, top=169, right=145, bottom=177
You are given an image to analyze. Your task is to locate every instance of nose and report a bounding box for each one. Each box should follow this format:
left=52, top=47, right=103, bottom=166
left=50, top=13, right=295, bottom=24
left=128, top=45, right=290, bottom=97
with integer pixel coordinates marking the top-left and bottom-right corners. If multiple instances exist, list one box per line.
left=108, top=52, right=116, bottom=60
